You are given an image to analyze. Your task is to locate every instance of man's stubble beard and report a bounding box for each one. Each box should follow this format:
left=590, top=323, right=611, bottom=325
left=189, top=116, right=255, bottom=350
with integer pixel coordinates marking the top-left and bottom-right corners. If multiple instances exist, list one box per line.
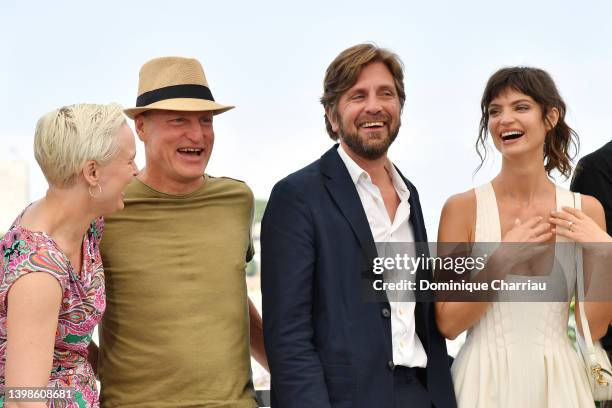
left=338, top=120, right=400, bottom=160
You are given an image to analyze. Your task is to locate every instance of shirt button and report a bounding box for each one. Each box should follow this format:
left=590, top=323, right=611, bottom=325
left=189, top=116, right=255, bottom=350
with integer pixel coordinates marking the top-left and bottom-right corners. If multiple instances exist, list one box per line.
left=399, top=308, right=405, bottom=316
left=381, top=308, right=391, bottom=318
left=388, top=360, right=395, bottom=371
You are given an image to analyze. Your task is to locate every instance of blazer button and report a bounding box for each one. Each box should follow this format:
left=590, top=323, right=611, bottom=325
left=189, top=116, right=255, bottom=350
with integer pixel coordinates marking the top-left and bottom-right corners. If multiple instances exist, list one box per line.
left=381, top=308, right=391, bottom=318
left=388, top=360, right=395, bottom=371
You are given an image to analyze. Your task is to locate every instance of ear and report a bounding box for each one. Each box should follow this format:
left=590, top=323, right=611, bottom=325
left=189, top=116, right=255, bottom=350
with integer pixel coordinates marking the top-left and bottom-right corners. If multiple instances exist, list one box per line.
left=545, top=107, right=560, bottom=131
left=134, top=114, right=148, bottom=142
left=82, top=160, right=101, bottom=187
left=325, top=107, right=340, bottom=133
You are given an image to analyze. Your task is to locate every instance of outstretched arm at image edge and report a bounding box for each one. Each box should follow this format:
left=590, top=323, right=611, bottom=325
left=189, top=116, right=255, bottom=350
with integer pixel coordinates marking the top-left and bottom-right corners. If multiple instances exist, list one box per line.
left=249, top=296, right=269, bottom=372
left=573, top=195, right=612, bottom=342
left=5, top=272, right=62, bottom=408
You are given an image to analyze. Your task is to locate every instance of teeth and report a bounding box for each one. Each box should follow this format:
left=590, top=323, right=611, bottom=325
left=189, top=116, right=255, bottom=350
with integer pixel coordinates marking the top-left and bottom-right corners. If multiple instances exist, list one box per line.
left=361, top=121, right=384, bottom=128
left=178, top=148, right=202, bottom=152
left=501, top=131, right=523, bottom=137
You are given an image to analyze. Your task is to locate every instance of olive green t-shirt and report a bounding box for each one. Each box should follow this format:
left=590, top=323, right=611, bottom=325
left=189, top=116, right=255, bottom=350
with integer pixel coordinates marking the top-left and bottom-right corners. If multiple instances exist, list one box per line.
left=98, top=176, right=256, bottom=408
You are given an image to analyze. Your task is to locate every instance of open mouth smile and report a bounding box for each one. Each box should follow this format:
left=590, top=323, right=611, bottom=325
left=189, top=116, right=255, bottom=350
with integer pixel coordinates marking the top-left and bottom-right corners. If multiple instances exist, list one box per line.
left=500, top=130, right=524, bottom=141
left=177, top=147, right=204, bottom=156
left=359, top=121, right=386, bottom=129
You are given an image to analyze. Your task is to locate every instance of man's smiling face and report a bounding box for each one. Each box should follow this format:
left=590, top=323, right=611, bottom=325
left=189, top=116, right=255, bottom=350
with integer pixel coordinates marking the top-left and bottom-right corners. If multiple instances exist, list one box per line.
left=136, top=110, right=214, bottom=192
left=328, top=61, right=401, bottom=161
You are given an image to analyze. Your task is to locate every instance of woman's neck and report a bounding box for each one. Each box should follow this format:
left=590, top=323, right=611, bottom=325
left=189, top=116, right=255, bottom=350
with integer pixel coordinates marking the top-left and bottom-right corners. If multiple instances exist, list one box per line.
left=21, top=186, right=95, bottom=246
left=494, top=155, right=554, bottom=204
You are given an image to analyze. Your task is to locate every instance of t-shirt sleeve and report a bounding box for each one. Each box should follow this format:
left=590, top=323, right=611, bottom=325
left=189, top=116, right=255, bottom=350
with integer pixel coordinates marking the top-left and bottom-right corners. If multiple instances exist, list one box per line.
left=1, top=246, right=70, bottom=309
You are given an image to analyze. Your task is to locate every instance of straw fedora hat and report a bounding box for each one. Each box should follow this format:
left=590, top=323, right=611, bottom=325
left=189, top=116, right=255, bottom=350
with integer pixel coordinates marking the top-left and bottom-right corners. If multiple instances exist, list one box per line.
left=124, top=56, right=234, bottom=119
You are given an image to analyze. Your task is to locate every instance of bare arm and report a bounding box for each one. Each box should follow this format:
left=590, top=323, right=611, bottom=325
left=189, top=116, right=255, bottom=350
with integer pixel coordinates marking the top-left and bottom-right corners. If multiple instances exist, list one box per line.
left=434, top=191, right=492, bottom=340
left=581, top=301, right=612, bottom=342
left=5, top=273, right=62, bottom=408
left=552, top=195, right=612, bottom=341
left=248, top=296, right=269, bottom=372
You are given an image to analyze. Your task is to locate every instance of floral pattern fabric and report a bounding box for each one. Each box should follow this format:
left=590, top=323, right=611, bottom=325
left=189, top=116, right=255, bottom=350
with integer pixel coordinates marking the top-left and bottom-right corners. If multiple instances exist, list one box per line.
left=0, top=212, right=106, bottom=408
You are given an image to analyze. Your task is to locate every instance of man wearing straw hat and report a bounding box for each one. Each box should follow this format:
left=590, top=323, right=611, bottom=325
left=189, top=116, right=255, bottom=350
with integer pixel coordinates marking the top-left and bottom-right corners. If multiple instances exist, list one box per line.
left=96, top=56, right=266, bottom=407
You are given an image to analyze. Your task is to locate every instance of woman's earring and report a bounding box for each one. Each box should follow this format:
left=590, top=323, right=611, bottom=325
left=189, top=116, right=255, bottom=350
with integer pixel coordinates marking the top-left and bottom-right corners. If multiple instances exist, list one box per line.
left=88, top=184, right=102, bottom=198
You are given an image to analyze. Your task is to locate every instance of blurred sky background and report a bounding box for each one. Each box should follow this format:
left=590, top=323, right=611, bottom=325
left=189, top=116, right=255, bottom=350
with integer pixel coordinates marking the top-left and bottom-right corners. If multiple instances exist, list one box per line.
left=1, top=0, right=611, bottom=233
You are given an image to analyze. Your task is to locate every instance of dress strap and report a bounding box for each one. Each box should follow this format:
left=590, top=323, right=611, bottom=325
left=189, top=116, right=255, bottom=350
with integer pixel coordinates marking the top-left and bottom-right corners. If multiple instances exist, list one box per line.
left=474, top=182, right=502, bottom=242
left=555, top=184, right=580, bottom=211
left=555, top=185, right=581, bottom=244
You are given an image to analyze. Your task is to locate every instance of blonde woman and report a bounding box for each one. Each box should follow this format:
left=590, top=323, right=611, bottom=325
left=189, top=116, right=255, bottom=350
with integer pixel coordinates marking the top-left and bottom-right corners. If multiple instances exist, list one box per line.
left=0, top=104, right=137, bottom=407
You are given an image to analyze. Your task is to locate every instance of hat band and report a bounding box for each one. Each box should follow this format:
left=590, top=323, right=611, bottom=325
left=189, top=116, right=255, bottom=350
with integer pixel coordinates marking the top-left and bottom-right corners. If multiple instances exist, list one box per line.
left=136, top=84, right=215, bottom=107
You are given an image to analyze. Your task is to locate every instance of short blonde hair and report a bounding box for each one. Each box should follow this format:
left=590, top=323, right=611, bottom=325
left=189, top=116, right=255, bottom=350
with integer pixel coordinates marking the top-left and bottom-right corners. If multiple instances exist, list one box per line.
left=34, top=103, right=126, bottom=186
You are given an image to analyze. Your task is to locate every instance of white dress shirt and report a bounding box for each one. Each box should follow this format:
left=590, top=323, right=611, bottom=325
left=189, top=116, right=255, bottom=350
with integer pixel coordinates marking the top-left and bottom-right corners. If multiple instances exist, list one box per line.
left=337, top=144, right=427, bottom=368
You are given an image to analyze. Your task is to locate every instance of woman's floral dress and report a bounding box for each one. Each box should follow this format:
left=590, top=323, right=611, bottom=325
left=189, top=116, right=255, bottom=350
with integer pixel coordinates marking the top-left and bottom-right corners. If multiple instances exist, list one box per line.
left=0, top=212, right=106, bottom=408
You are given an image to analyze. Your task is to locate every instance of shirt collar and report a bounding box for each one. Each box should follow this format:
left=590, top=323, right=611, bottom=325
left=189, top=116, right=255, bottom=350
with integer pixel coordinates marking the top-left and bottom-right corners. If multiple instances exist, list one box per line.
left=336, top=144, right=411, bottom=202
left=388, top=163, right=410, bottom=202
left=337, top=143, right=367, bottom=185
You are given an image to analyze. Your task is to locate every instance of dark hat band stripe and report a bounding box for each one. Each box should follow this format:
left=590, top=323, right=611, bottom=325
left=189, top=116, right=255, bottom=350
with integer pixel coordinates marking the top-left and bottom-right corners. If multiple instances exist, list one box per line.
left=136, top=84, right=215, bottom=107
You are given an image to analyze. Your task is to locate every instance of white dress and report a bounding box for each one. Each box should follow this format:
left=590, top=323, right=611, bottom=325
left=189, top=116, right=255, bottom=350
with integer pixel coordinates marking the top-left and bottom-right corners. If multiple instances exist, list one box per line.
left=451, top=182, right=595, bottom=408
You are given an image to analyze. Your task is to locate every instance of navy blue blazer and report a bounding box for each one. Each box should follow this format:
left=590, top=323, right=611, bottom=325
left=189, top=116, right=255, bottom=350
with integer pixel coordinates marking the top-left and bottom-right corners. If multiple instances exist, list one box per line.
left=261, top=145, right=456, bottom=408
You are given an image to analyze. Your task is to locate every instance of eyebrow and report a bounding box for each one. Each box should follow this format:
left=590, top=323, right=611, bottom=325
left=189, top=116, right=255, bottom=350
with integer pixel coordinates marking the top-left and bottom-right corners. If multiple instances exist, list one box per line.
left=346, top=87, right=365, bottom=94
left=345, top=85, right=396, bottom=98
left=489, top=99, right=533, bottom=107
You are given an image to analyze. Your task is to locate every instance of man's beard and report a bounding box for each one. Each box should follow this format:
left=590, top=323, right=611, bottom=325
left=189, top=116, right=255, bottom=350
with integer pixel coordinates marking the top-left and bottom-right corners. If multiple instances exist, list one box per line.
left=338, top=119, right=400, bottom=160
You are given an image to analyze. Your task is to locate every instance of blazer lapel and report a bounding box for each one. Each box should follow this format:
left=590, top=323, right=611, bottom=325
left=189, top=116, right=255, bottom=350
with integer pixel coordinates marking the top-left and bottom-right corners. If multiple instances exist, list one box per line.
left=320, top=145, right=378, bottom=266
left=394, top=165, right=428, bottom=243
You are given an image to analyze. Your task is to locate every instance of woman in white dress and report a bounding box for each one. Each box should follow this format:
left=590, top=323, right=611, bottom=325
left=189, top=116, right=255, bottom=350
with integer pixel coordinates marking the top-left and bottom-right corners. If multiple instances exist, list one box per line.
left=435, top=67, right=606, bottom=407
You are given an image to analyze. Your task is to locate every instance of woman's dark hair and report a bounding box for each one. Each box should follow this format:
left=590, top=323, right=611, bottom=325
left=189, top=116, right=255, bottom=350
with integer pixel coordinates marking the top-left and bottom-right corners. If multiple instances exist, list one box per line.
left=475, top=67, right=579, bottom=179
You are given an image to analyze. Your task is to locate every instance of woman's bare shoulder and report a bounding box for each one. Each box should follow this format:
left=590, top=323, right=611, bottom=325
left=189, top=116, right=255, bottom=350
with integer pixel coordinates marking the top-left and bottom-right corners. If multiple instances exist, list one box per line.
left=443, top=189, right=477, bottom=211
left=581, top=194, right=606, bottom=228
left=439, top=189, right=477, bottom=242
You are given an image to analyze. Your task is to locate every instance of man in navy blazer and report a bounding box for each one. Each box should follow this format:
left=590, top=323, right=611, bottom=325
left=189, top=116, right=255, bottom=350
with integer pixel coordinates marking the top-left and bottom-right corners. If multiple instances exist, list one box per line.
left=261, top=44, right=456, bottom=408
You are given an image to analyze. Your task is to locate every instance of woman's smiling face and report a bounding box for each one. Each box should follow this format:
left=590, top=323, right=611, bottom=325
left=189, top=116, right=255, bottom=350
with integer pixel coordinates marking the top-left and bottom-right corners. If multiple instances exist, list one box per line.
left=487, top=88, right=557, bottom=158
